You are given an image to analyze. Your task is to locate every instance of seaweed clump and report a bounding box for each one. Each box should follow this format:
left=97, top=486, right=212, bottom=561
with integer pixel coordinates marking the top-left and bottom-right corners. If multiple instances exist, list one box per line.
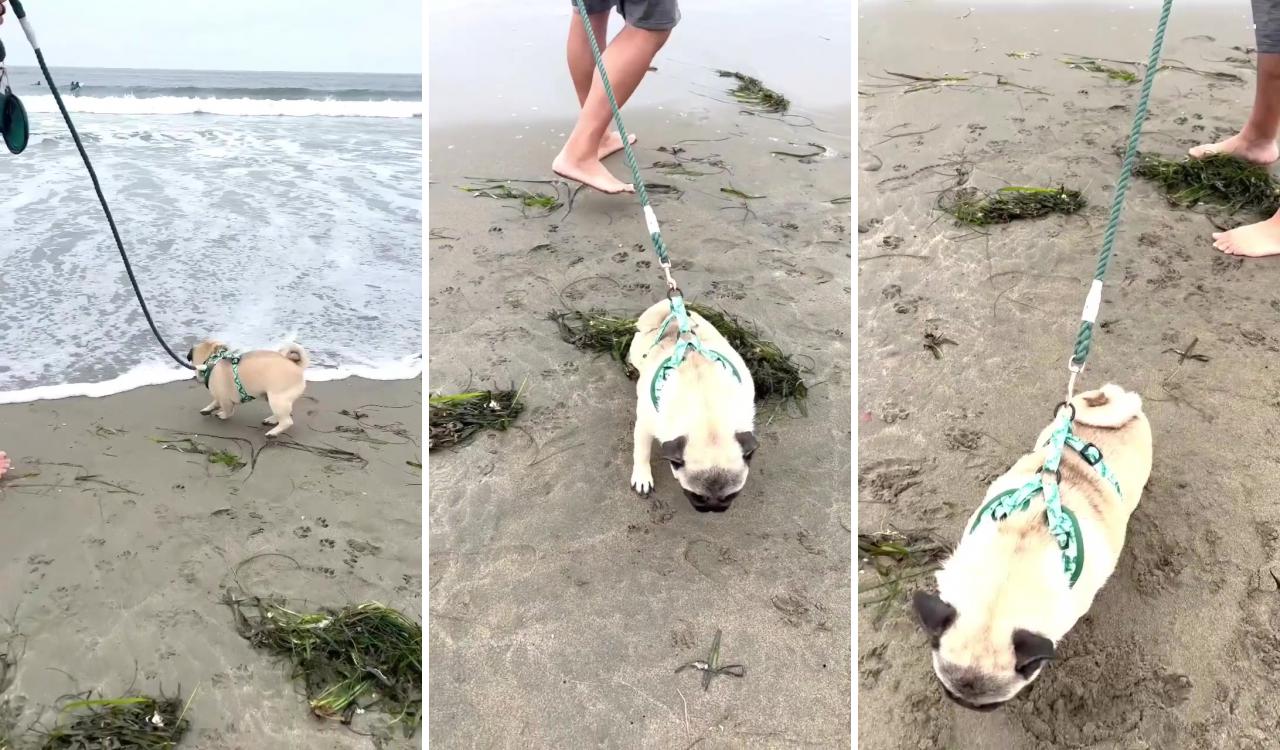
left=459, top=183, right=562, bottom=215
left=550, top=303, right=809, bottom=405
left=39, top=695, right=189, bottom=750
left=1062, top=57, right=1139, bottom=84
left=226, top=596, right=421, bottom=734
left=1134, top=152, right=1280, bottom=216
left=858, top=531, right=951, bottom=625
left=715, top=70, right=790, bottom=113
left=549, top=310, right=639, bottom=377
left=429, top=389, right=524, bottom=451
left=941, top=185, right=1086, bottom=225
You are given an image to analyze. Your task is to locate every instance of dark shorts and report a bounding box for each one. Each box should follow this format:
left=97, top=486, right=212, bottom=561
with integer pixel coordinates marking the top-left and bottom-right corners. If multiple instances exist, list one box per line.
left=1255, top=0, right=1280, bottom=53
left=576, top=0, right=680, bottom=31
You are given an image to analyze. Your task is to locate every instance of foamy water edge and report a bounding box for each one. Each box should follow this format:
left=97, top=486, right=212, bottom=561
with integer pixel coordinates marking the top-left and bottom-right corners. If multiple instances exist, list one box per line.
left=0, top=357, right=422, bottom=405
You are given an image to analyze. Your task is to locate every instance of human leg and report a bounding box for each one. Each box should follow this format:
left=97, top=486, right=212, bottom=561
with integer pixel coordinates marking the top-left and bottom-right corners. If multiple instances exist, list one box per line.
left=554, top=2, right=675, bottom=193
left=1190, top=1, right=1280, bottom=163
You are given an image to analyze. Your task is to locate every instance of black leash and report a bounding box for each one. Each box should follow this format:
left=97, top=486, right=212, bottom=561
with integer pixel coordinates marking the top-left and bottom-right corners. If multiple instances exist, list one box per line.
left=9, top=0, right=194, bottom=370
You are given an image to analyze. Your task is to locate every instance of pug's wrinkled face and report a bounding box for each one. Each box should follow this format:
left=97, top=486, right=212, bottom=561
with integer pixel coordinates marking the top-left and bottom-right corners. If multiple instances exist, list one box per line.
left=661, top=431, right=756, bottom=512
left=911, top=591, right=1056, bottom=711
left=187, top=340, right=227, bottom=377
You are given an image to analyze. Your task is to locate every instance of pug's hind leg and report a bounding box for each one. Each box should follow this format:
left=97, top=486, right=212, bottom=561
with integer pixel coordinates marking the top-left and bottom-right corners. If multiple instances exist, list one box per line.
left=631, top=416, right=655, bottom=496
left=263, top=392, right=297, bottom=438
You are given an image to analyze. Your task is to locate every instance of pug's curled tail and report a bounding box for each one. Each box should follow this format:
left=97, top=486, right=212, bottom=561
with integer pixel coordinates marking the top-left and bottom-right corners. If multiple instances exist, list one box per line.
left=280, top=343, right=310, bottom=370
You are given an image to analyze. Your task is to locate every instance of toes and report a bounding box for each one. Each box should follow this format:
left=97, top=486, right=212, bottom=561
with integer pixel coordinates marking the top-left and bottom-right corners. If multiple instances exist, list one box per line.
left=631, top=471, right=654, bottom=496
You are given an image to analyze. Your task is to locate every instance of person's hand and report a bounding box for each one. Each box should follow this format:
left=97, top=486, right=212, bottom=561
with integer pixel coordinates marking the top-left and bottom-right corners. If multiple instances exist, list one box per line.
left=1, top=1, right=7, bottom=26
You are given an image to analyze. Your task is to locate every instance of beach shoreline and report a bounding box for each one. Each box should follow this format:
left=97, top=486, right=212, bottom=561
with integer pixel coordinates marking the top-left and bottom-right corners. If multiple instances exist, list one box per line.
left=0, top=358, right=423, bottom=406
left=0, top=376, right=422, bottom=747
left=0, top=65, right=422, bottom=398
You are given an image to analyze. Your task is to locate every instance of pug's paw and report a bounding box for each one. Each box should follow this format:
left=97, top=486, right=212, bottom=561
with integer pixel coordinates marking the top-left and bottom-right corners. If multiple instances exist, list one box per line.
left=630, top=466, right=654, bottom=496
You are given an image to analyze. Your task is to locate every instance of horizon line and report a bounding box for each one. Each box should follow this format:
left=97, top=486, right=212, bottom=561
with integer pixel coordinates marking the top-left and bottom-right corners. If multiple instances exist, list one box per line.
left=2, top=63, right=421, bottom=77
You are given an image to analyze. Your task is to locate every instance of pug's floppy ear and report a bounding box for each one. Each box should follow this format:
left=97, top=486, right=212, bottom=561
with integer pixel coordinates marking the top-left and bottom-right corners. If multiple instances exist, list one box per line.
left=185, top=347, right=194, bottom=362
left=1012, top=629, right=1056, bottom=678
left=660, top=436, right=688, bottom=463
left=735, top=431, right=757, bottom=458
left=911, top=591, right=956, bottom=638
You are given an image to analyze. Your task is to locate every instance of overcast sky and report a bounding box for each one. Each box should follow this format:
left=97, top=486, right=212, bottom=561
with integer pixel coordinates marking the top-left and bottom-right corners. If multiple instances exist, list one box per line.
left=1, top=0, right=420, bottom=74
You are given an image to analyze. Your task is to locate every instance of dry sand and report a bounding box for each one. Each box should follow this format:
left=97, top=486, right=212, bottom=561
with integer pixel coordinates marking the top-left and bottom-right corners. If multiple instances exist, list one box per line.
left=859, top=2, right=1280, bottom=749
left=0, top=377, right=421, bottom=748
left=428, top=2, right=851, bottom=746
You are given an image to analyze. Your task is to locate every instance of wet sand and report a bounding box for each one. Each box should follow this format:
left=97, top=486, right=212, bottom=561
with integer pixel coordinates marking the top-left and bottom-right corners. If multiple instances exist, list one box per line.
left=859, top=3, right=1279, bottom=749
left=428, top=1, right=851, bottom=746
left=0, top=377, right=421, bottom=748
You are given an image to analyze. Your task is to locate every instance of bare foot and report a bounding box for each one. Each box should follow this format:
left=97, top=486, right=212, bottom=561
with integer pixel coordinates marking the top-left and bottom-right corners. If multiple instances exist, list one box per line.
left=0, top=451, right=9, bottom=480
left=1212, top=215, right=1280, bottom=257
left=598, top=130, right=637, bottom=160
left=1189, top=132, right=1279, bottom=165
left=553, top=149, right=635, bottom=194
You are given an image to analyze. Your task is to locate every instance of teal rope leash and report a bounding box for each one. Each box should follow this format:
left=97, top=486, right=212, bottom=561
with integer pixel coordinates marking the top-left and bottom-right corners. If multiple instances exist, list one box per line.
left=570, top=0, right=747, bottom=410
left=1068, top=0, right=1173, bottom=391
left=570, top=0, right=676, bottom=291
left=974, top=2, right=1169, bottom=583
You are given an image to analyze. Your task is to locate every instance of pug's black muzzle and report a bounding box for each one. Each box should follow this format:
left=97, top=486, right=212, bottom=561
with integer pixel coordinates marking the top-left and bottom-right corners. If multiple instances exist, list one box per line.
left=942, top=686, right=1005, bottom=712
left=941, top=677, right=1035, bottom=712
left=683, top=488, right=738, bottom=513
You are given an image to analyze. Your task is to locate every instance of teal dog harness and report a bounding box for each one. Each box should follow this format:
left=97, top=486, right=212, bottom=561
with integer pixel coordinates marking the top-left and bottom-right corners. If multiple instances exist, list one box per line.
left=967, top=405, right=1123, bottom=588
left=200, top=349, right=256, bottom=404
left=648, top=295, right=742, bottom=412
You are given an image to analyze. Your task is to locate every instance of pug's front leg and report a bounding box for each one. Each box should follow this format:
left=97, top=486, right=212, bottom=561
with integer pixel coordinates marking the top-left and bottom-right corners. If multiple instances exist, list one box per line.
left=630, top=415, right=655, bottom=496
left=200, top=400, right=219, bottom=416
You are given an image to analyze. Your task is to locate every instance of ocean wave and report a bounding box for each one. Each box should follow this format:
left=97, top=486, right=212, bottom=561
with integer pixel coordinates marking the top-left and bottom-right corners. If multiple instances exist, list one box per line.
left=0, top=356, right=423, bottom=405
left=21, top=95, right=422, bottom=118
left=61, top=85, right=420, bottom=102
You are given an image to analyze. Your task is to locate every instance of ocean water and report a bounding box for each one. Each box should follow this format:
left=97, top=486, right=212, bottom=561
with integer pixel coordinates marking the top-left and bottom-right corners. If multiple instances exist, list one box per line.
left=0, top=67, right=422, bottom=403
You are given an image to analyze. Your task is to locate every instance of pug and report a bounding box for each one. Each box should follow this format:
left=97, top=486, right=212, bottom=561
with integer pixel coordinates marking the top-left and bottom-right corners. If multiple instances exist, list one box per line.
left=911, top=383, right=1153, bottom=710
left=626, top=299, right=757, bottom=512
left=186, top=340, right=309, bottom=437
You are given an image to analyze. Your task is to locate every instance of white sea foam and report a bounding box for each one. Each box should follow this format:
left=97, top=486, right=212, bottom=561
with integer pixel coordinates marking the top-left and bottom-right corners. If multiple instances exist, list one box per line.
left=0, top=113, right=421, bottom=402
left=21, top=95, right=422, bottom=119
left=0, top=356, right=421, bottom=405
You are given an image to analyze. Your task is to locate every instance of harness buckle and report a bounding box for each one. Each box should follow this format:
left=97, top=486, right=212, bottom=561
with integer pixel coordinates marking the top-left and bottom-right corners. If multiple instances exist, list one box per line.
left=1078, top=442, right=1103, bottom=466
